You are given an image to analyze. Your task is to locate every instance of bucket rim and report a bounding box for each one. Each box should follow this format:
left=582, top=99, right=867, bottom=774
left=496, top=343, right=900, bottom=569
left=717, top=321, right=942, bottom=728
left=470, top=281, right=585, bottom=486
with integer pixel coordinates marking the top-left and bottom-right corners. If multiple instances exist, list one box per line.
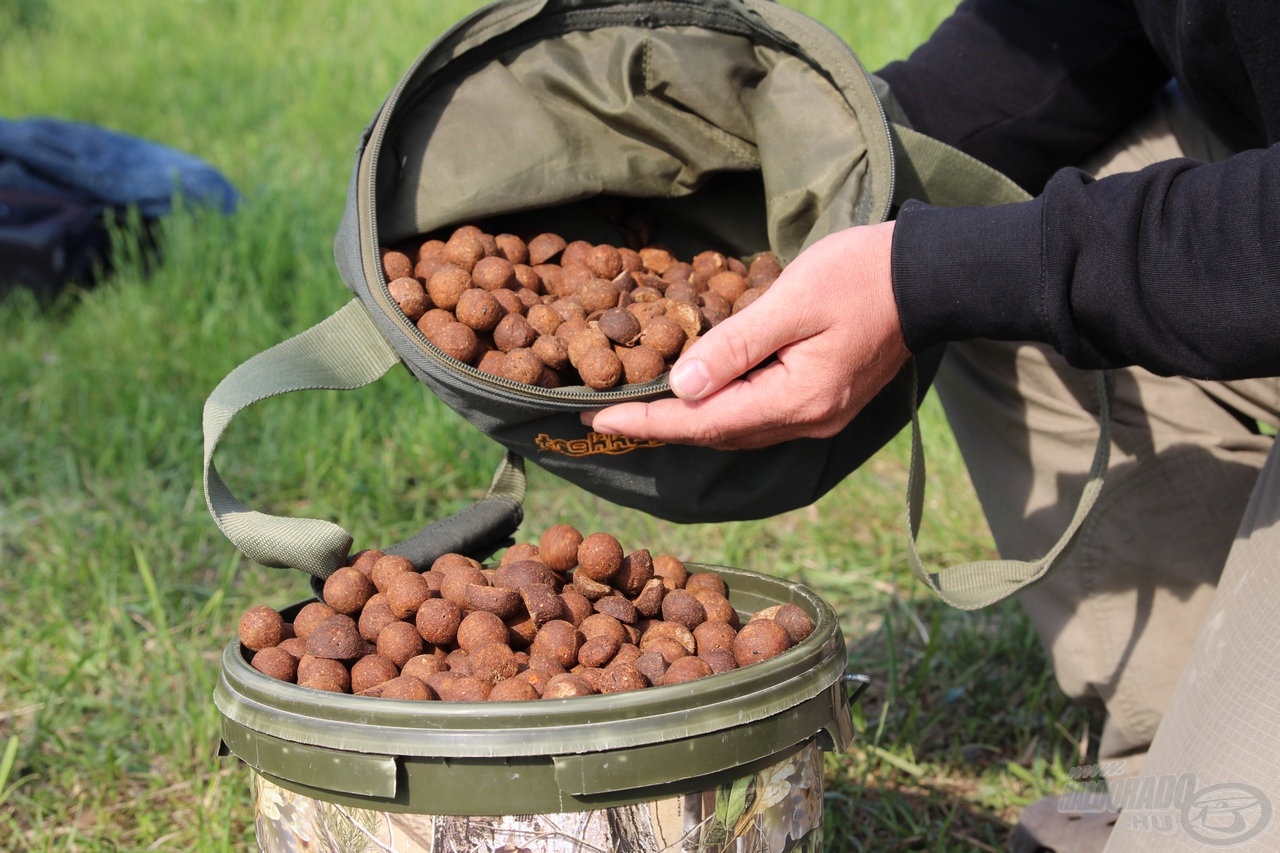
left=216, top=564, right=849, bottom=759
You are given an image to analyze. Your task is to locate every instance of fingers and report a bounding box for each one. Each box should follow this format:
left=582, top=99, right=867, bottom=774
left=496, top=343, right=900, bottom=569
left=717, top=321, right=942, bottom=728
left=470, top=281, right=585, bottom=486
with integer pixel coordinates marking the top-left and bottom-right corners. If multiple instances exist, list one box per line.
left=583, top=355, right=851, bottom=449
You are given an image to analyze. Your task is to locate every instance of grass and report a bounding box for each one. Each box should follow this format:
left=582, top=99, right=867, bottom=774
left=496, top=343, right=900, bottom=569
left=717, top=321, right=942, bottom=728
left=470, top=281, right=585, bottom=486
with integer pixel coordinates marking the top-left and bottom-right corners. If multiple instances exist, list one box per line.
left=0, top=0, right=1101, bottom=850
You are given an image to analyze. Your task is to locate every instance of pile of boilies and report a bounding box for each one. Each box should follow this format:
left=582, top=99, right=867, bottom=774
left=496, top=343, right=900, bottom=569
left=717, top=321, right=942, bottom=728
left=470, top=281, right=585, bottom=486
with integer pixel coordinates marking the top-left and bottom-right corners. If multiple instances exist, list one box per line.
left=380, top=225, right=782, bottom=390
left=238, top=525, right=814, bottom=701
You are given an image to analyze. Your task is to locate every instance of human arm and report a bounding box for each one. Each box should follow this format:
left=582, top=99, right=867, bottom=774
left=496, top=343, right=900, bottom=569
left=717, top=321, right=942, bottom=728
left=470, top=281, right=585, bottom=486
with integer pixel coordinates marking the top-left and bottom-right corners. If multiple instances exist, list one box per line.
left=894, top=144, right=1280, bottom=379
left=880, top=0, right=1280, bottom=375
left=584, top=145, right=1280, bottom=447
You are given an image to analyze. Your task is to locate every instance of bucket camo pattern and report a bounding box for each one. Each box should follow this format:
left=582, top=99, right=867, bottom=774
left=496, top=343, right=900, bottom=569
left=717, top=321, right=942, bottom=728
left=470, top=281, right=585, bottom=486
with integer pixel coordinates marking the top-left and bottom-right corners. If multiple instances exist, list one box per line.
left=251, top=742, right=824, bottom=852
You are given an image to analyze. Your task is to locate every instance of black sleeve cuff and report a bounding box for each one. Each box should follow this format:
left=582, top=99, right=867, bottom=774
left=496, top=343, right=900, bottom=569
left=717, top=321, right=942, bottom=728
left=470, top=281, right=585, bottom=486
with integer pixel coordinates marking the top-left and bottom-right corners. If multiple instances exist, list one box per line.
left=890, top=197, right=1050, bottom=354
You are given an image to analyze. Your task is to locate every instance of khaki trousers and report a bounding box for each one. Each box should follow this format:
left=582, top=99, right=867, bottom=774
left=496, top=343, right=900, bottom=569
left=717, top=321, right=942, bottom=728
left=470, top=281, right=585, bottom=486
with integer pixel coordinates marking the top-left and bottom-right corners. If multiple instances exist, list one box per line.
left=932, top=86, right=1280, bottom=849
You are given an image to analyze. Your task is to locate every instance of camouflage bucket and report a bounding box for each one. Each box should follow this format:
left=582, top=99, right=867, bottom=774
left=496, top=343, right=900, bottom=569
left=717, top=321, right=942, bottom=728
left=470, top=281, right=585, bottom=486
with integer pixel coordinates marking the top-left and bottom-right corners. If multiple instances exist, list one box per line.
left=216, top=565, right=870, bottom=852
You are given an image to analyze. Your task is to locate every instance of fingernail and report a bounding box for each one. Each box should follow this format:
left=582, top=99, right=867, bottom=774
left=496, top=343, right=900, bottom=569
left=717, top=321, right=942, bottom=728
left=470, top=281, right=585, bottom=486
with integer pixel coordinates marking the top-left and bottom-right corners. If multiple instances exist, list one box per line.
left=670, top=357, right=710, bottom=399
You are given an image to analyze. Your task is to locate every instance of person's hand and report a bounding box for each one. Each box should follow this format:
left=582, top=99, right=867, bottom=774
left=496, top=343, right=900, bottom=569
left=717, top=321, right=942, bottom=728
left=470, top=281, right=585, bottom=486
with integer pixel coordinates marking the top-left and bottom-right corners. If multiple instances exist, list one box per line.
left=580, top=221, right=911, bottom=450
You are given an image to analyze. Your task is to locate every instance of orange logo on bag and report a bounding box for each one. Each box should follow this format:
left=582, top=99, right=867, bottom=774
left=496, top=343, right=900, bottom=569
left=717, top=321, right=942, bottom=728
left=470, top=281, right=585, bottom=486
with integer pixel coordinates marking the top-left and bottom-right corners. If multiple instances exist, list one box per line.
left=535, top=431, right=665, bottom=457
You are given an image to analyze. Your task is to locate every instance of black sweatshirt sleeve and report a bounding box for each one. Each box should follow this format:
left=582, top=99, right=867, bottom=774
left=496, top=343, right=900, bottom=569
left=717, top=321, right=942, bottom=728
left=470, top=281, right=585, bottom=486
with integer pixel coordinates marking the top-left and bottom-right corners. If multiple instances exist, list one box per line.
left=877, top=0, right=1170, bottom=193
left=891, top=144, right=1280, bottom=379
left=879, top=0, right=1280, bottom=380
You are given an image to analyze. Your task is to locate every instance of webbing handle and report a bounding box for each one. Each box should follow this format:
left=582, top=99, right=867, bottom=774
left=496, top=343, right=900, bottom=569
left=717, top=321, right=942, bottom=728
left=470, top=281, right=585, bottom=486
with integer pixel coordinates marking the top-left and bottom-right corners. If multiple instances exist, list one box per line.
left=889, top=121, right=1032, bottom=208
left=888, top=122, right=1114, bottom=607
left=903, top=362, right=1114, bottom=609
left=202, top=299, right=525, bottom=579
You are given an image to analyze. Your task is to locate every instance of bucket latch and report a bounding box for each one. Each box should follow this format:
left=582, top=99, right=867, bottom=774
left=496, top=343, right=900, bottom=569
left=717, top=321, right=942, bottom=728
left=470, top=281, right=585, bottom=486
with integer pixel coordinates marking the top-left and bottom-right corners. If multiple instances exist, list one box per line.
left=222, top=721, right=400, bottom=799
left=551, top=687, right=848, bottom=797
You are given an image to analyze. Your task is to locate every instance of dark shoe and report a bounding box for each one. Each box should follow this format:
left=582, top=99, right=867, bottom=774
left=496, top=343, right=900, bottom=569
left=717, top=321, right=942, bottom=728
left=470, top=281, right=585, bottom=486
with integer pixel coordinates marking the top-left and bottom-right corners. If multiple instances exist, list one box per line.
left=1009, top=794, right=1119, bottom=852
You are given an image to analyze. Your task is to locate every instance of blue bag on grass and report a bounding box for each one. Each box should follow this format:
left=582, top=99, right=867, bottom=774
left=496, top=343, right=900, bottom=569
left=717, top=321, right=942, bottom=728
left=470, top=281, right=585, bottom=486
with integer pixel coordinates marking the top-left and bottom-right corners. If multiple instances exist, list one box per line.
left=0, top=116, right=239, bottom=297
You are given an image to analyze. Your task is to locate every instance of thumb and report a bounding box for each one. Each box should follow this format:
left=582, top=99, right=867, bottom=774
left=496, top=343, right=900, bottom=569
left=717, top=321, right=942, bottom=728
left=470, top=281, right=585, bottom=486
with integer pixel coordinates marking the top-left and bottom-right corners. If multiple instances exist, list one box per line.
left=666, top=296, right=791, bottom=400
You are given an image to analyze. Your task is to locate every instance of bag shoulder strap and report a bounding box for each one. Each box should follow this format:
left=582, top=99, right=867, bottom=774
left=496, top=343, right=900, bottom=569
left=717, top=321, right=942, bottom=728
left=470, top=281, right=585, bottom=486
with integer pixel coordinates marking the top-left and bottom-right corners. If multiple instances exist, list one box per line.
left=202, top=299, right=524, bottom=579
